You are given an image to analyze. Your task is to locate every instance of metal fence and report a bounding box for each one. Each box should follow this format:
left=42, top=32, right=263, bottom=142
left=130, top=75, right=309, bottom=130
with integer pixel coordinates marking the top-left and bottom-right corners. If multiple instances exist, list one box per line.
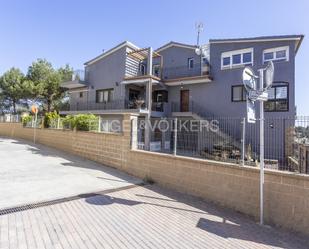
left=0, top=114, right=21, bottom=123
left=23, top=116, right=122, bottom=134
left=136, top=116, right=309, bottom=174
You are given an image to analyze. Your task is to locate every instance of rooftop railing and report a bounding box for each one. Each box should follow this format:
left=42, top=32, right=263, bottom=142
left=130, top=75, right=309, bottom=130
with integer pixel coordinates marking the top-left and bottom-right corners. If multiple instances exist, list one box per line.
left=71, top=70, right=85, bottom=82
left=162, top=63, right=210, bottom=80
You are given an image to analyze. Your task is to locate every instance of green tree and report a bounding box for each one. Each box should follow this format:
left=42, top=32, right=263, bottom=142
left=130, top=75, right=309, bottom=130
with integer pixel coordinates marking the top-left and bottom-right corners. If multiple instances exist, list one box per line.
left=58, top=64, right=73, bottom=82
left=27, top=59, right=60, bottom=112
left=27, top=59, right=73, bottom=112
left=0, top=94, right=7, bottom=114
left=0, top=68, right=28, bottom=114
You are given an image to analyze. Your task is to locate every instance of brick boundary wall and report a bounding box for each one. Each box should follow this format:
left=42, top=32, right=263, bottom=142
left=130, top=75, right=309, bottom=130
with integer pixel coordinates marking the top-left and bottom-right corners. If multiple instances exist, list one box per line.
left=0, top=114, right=309, bottom=235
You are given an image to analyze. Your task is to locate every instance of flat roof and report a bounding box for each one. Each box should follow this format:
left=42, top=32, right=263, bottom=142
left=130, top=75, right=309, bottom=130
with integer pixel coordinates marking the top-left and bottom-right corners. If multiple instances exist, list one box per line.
left=210, top=34, right=304, bottom=53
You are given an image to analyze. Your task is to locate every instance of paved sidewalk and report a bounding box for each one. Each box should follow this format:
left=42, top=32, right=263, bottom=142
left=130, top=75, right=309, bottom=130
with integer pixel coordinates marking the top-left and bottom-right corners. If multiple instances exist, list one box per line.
left=0, top=184, right=308, bottom=249
left=0, top=137, right=141, bottom=210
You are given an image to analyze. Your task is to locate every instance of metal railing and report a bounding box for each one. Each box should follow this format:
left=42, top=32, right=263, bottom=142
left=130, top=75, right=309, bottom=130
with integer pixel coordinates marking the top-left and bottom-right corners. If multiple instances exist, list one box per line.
left=151, top=102, right=164, bottom=112
left=61, top=99, right=167, bottom=113
left=0, top=114, right=21, bottom=123
left=171, top=100, right=213, bottom=117
left=61, top=99, right=127, bottom=112
left=125, top=63, right=210, bottom=81
left=71, top=70, right=85, bottom=82
left=162, top=63, right=210, bottom=80
left=135, top=116, right=309, bottom=174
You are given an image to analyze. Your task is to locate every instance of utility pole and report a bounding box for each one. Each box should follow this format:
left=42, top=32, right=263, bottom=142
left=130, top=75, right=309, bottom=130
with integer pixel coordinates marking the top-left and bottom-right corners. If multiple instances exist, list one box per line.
left=195, top=22, right=204, bottom=46
left=258, top=68, right=265, bottom=225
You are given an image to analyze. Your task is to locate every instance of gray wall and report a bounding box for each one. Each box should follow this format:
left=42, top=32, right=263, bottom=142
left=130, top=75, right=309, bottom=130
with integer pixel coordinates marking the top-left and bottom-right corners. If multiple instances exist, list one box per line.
left=167, top=40, right=296, bottom=119
left=209, top=40, right=296, bottom=118
left=69, top=90, right=88, bottom=110
left=208, top=40, right=296, bottom=162
left=85, top=46, right=128, bottom=102
left=167, top=40, right=297, bottom=162
left=159, top=46, right=202, bottom=80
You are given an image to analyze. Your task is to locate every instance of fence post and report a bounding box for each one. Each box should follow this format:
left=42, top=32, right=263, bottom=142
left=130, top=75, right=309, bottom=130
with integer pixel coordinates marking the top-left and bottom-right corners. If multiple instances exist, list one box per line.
left=173, top=118, right=178, bottom=156
left=57, top=117, right=60, bottom=129
left=241, top=117, right=246, bottom=166
left=131, top=116, right=138, bottom=150
left=98, top=116, right=101, bottom=132
left=33, top=112, right=37, bottom=144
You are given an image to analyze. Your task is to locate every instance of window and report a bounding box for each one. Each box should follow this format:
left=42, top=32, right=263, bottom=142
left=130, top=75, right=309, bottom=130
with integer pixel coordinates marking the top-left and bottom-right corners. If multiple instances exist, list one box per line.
left=152, top=90, right=168, bottom=103
left=264, top=52, right=273, bottom=61
left=188, top=58, right=194, bottom=69
left=221, top=48, right=253, bottom=69
left=202, top=57, right=209, bottom=65
left=232, top=85, right=246, bottom=102
left=139, top=64, right=146, bottom=75
left=243, top=52, right=252, bottom=64
left=96, top=89, right=114, bottom=103
left=264, top=83, right=288, bottom=112
left=263, top=46, right=289, bottom=63
left=79, top=92, right=83, bottom=98
left=223, top=57, right=230, bottom=66
left=153, top=64, right=160, bottom=77
left=232, top=54, right=241, bottom=64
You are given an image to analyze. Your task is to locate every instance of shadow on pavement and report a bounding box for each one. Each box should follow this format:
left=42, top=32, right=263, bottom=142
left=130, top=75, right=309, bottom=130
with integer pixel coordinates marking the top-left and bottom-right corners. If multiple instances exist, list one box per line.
left=7, top=137, right=309, bottom=249
left=85, top=195, right=141, bottom=206
left=88, top=184, right=309, bottom=249
left=196, top=217, right=284, bottom=247
left=10, top=138, right=140, bottom=185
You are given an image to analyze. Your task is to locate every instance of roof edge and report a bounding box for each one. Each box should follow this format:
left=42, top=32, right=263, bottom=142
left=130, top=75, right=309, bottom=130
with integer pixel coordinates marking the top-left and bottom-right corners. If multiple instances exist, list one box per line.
left=156, top=41, right=197, bottom=53
left=84, top=41, right=140, bottom=66
left=209, top=34, right=304, bottom=53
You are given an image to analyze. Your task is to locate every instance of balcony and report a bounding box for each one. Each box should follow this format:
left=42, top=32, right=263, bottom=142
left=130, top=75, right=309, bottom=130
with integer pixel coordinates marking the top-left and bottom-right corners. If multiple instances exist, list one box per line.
left=162, top=62, right=210, bottom=81
left=61, top=99, right=126, bottom=112
left=71, top=70, right=85, bottom=82
left=60, top=99, right=168, bottom=114
left=125, top=47, right=162, bottom=80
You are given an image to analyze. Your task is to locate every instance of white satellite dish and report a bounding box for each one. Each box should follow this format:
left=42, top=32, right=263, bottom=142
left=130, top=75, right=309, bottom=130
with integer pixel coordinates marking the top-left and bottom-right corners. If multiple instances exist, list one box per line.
left=264, top=61, right=274, bottom=90
left=195, top=48, right=201, bottom=56
left=242, top=67, right=257, bottom=92
left=195, top=45, right=209, bottom=57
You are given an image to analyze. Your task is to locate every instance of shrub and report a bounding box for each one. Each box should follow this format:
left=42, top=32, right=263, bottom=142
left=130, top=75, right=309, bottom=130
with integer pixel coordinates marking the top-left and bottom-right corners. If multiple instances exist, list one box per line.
left=61, top=114, right=99, bottom=131
left=44, top=111, right=60, bottom=128
left=62, top=115, right=75, bottom=130
left=74, top=114, right=99, bottom=131
left=21, top=115, right=32, bottom=127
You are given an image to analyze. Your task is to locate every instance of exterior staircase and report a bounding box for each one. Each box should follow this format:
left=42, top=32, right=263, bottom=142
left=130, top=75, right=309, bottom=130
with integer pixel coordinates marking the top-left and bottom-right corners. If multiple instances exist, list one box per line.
left=171, top=101, right=243, bottom=161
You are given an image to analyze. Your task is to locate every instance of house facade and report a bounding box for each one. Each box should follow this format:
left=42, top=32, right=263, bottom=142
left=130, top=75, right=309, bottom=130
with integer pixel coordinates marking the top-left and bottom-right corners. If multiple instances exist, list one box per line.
left=61, top=35, right=303, bottom=119
left=61, top=35, right=304, bottom=165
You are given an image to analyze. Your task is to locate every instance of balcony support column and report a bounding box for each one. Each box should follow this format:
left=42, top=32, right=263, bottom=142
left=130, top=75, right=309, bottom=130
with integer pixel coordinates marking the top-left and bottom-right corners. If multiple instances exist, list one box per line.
left=145, top=77, right=152, bottom=151
left=147, top=47, right=153, bottom=76
left=144, top=47, right=153, bottom=150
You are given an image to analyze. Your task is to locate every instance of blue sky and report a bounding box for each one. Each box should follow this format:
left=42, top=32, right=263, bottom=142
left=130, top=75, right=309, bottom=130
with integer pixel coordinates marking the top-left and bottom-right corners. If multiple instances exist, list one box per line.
left=0, top=0, right=308, bottom=115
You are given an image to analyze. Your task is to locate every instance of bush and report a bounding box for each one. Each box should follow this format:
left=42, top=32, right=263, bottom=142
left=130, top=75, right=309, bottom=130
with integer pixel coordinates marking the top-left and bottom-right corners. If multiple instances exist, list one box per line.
left=62, top=114, right=99, bottom=131
left=74, top=114, right=99, bottom=131
left=44, top=111, right=60, bottom=128
left=62, top=115, right=75, bottom=130
left=21, top=115, right=32, bottom=127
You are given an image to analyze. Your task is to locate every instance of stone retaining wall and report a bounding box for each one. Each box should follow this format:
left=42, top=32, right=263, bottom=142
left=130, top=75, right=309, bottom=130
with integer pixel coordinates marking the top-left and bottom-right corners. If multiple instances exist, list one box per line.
left=1, top=117, right=309, bottom=235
